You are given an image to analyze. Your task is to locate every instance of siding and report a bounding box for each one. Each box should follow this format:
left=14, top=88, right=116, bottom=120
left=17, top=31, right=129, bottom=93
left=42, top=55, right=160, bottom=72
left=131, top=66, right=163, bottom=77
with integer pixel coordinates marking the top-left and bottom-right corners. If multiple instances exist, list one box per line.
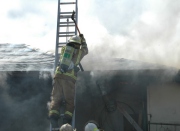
left=148, top=82, right=180, bottom=130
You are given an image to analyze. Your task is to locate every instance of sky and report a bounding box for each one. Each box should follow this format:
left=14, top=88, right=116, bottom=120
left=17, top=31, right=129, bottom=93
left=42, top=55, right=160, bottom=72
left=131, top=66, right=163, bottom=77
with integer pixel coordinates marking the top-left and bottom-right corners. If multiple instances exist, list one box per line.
left=0, top=0, right=180, bottom=68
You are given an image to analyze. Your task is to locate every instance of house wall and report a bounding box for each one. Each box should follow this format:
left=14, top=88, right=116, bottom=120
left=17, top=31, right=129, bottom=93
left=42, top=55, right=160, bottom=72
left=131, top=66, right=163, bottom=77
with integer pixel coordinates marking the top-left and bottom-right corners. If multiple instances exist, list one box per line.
left=147, top=82, right=180, bottom=131
left=75, top=71, right=146, bottom=131
left=0, top=71, right=52, bottom=131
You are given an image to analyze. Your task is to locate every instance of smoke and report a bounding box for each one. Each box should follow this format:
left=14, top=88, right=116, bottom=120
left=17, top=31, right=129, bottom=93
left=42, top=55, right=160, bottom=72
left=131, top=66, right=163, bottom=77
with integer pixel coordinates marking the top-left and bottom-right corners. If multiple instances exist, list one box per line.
left=0, top=1, right=180, bottom=129
left=1, top=0, right=179, bottom=68
left=0, top=71, right=52, bottom=131
left=0, top=43, right=54, bottom=71
left=79, top=0, right=180, bottom=69
left=0, top=43, right=55, bottom=131
left=0, top=44, right=54, bottom=131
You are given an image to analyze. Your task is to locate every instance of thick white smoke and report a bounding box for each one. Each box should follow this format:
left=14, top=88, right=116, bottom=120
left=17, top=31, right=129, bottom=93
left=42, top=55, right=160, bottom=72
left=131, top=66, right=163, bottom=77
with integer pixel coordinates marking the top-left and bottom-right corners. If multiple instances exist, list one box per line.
left=0, top=0, right=179, bottom=68
left=0, top=44, right=54, bottom=71
left=79, top=0, right=180, bottom=69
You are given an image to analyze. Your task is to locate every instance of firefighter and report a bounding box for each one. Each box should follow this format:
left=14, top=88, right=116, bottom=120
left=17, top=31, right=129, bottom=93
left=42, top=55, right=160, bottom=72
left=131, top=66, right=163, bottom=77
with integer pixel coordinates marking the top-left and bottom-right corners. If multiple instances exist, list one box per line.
left=84, top=120, right=104, bottom=131
left=49, top=34, right=88, bottom=128
left=60, top=123, right=76, bottom=131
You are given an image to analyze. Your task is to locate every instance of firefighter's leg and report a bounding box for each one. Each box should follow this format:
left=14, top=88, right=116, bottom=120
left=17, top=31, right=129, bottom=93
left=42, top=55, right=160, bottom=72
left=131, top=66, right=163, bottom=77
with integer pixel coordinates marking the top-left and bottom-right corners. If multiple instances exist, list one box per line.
left=49, top=78, right=63, bottom=130
left=62, top=80, right=75, bottom=125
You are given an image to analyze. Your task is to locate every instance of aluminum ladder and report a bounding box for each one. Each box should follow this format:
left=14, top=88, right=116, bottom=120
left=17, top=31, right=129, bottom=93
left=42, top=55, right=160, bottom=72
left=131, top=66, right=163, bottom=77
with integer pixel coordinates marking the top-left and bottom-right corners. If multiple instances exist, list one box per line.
left=54, top=0, right=79, bottom=70
left=51, top=0, right=79, bottom=130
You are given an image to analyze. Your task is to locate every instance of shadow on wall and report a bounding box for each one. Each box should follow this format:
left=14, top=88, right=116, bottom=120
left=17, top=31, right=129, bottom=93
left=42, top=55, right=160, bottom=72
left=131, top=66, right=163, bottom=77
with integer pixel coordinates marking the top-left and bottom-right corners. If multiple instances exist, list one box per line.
left=0, top=71, right=52, bottom=131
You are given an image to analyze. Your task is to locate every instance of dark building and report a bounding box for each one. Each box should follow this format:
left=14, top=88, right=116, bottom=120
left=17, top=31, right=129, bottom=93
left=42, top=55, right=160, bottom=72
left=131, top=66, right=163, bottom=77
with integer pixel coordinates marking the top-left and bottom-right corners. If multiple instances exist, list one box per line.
left=0, top=43, right=180, bottom=131
left=75, top=58, right=180, bottom=131
left=0, top=43, right=54, bottom=131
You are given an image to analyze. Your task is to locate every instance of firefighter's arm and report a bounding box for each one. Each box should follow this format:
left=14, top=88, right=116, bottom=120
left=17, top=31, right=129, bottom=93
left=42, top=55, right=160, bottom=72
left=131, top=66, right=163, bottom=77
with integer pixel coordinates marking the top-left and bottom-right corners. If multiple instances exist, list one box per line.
left=79, top=34, right=88, bottom=55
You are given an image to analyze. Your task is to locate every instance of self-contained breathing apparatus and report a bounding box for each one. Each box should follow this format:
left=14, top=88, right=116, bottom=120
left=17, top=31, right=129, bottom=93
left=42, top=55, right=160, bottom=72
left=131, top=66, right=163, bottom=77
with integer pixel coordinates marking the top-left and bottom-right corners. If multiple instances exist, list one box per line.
left=59, top=35, right=82, bottom=73
left=60, top=45, right=75, bottom=73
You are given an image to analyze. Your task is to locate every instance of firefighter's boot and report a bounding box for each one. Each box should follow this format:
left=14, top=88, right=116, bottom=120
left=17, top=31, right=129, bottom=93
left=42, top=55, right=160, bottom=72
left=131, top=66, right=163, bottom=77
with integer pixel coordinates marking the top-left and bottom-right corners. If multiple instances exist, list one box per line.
left=63, top=114, right=72, bottom=125
left=49, top=115, right=59, bottom=131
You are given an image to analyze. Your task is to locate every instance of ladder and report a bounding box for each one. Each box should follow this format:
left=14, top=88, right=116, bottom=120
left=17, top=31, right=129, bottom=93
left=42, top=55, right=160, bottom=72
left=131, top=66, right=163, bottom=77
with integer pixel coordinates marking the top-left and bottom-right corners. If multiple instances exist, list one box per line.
left=51, top=0, right=79, bottom=130
left=54, top=0, right=79, bottom=71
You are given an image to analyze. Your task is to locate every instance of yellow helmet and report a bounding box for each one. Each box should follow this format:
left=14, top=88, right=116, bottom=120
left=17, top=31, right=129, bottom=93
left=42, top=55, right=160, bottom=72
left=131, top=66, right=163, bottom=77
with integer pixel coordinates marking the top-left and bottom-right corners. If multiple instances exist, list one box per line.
left=68, top=35, right=81, bottom=44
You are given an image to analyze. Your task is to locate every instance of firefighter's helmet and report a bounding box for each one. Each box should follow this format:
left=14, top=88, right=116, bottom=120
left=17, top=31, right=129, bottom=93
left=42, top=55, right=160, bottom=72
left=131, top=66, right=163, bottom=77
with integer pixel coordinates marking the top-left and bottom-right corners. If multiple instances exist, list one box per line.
left=85, top=123, right=99, bottom=131
left=60, top=123, right=75, bottom=131
left=68, top=35, right=81, bottom=44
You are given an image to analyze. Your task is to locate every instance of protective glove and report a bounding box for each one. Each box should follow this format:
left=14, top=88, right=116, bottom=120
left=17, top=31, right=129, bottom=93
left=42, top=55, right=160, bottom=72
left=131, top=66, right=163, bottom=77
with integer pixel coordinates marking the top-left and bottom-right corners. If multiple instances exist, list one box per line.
left=79, top=34, right=86, bottom=43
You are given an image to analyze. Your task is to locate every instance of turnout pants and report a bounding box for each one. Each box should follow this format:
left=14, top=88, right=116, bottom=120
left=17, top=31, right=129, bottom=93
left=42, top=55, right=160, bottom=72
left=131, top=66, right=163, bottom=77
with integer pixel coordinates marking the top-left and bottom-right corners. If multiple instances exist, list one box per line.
left=49, top=76, right=75, bottom=117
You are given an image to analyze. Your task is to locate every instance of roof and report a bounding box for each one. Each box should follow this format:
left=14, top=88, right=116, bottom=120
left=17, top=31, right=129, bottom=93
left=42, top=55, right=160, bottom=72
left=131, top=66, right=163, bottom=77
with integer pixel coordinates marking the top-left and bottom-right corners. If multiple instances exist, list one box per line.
left=82, top=57, right=178, bottom=71
left=0, top=43, right=54, bottom=71
left=0, top=43, right=178, bottom=73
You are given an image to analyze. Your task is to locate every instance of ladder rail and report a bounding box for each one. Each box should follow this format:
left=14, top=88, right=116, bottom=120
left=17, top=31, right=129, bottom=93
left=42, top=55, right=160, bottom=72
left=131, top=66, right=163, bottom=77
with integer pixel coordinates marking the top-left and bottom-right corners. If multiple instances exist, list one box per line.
left=54, top=0, right=61, bottom=72
left=54, top=0, right=79, bottom=71
left=53, top=0, right=79, bottom=130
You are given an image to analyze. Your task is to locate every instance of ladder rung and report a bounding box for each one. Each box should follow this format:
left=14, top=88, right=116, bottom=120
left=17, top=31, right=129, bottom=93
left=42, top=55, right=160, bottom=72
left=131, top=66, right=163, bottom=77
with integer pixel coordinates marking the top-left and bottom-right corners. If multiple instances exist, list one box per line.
left=59, top=25, right=75, bottom=27
left=58, top=45, right=65, bottom=47
left=60, top=12, right=73, bottom=14
left=60, top=2, right=76, bottom=5
left=59, top=35, right=74, bottom=37
left=58, top=42, right=67, bottom=45
left=59, top=32, right=75, bottom=34
left=60, top=15, right=75, bottom=19
left=59, top=22, right=74, bottom=24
